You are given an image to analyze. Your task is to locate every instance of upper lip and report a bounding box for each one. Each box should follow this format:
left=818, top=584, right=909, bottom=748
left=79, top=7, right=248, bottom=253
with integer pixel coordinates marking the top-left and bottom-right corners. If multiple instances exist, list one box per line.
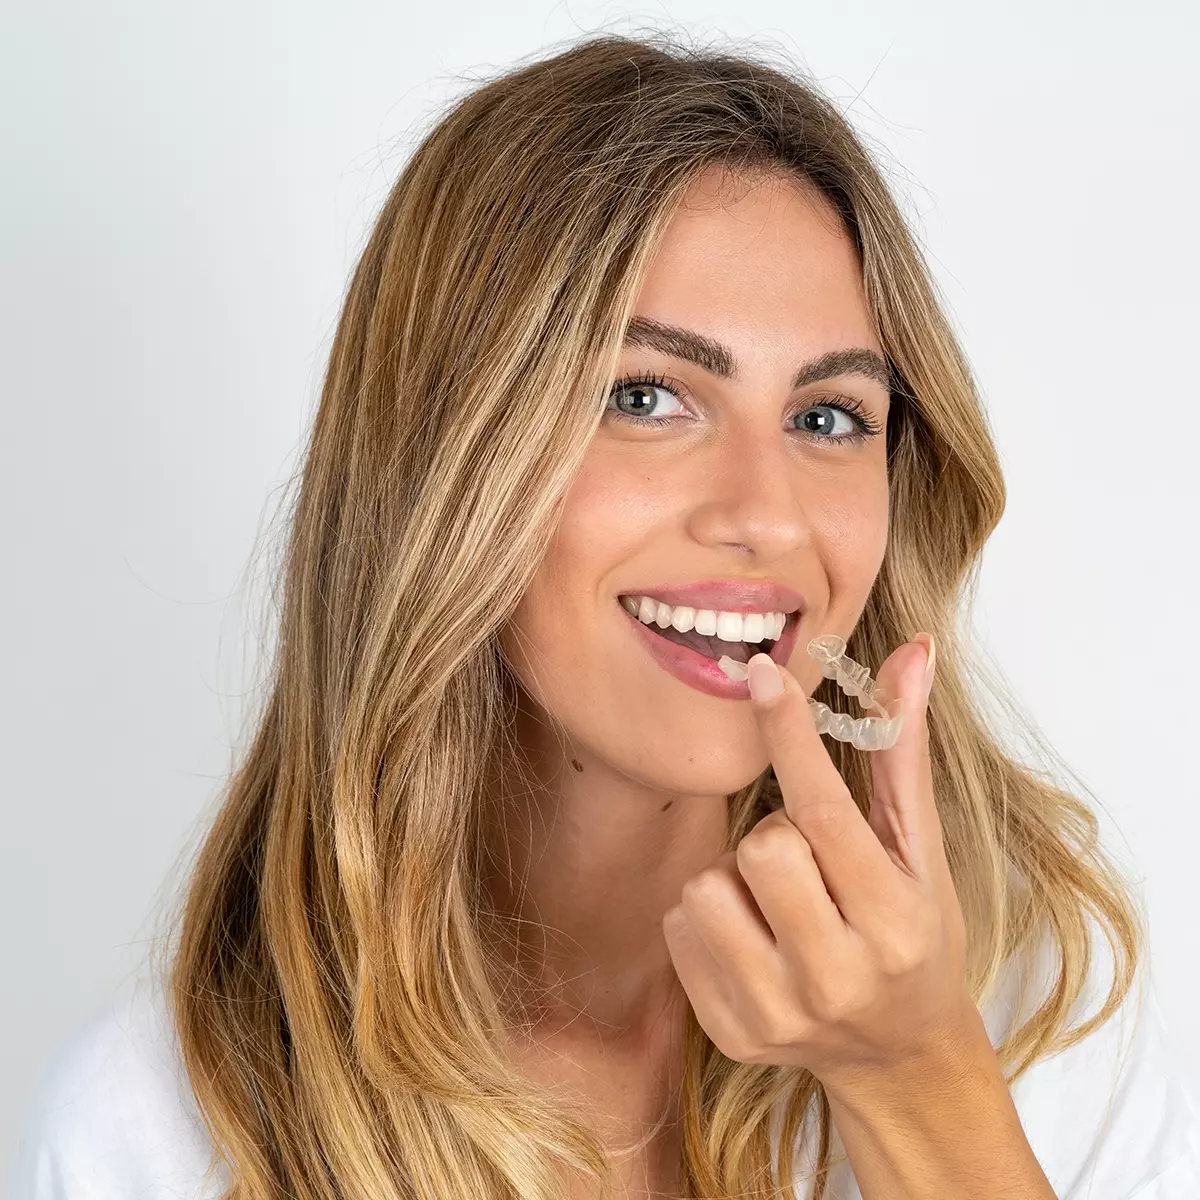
left=618, top=579, right=806, bottom=615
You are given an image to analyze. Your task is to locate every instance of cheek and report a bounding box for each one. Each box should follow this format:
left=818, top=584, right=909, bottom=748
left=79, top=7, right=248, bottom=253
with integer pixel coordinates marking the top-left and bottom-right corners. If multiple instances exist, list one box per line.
left=810, top=465, right=890, bottom=587
left=499, top=456, right=645, bottom=697
left=559, top=460, right=652, bottom=564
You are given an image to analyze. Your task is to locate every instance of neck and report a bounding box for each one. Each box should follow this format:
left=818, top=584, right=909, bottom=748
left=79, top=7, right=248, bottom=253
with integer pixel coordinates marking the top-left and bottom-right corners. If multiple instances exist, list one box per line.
left=480, top=689, right=731, bottom=1050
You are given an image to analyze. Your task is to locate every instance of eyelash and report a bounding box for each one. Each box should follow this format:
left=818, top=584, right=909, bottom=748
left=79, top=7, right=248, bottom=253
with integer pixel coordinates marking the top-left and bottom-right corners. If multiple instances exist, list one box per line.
left=606, top=373, right=885, bottom=446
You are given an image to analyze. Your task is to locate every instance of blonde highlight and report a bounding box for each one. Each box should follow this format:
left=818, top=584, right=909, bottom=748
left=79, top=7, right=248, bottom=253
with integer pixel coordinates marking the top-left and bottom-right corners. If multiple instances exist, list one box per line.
left=158, top=27, right=1144, bottom=1200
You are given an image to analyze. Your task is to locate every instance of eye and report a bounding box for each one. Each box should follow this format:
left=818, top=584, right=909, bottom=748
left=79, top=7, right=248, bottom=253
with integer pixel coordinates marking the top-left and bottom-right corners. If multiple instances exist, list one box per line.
left=796, top=405, right=854, bottom=439
left=606, top=374, right=688, bottom=426
left=604, top=373, right=885, bottom=446
left=791, top=399, right=883, bottom=446
left=795, top=406, right=852, bottom=436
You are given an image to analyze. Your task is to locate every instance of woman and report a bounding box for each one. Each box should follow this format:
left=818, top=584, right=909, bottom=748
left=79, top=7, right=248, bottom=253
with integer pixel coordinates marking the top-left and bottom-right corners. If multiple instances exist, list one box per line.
left=17, top=29, right=1200, bottom=1200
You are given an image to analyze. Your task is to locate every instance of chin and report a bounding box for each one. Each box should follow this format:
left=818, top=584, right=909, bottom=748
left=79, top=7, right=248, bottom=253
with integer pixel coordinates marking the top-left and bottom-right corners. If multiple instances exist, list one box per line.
left=606, top=723, right=773, bottom=799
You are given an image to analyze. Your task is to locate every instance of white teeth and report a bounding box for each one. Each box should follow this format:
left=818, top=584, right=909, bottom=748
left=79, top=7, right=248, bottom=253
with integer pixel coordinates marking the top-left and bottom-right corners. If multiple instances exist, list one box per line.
left=715, top=611, right=743, bottom=641
left=670, top=605, right=696, bottom=633
left=624, top=595, right=787, bottom=644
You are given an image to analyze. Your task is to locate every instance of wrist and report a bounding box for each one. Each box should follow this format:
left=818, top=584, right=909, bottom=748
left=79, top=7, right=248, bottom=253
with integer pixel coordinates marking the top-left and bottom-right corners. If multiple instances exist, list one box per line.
left=822, top=996, right=999, bottom=1121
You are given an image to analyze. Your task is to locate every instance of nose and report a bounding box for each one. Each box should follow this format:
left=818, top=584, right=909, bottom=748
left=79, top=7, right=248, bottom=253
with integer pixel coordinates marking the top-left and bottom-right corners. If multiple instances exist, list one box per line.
left=683, top=431, right=815, bottom=561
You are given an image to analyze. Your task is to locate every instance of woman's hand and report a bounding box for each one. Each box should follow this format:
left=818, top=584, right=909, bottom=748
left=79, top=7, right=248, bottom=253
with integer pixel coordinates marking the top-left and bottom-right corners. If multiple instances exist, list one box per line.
left=662, top=633, right=979, bottom=1093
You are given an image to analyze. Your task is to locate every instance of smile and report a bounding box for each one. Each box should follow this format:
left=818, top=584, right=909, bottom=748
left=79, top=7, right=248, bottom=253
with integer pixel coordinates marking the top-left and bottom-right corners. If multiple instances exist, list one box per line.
left=617, top=592, right=803, bottom=700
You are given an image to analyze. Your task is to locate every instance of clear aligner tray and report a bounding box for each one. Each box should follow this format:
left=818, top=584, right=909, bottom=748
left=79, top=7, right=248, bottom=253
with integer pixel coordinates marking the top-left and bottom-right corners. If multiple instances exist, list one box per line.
left=719, top=635, right=905, bottom=751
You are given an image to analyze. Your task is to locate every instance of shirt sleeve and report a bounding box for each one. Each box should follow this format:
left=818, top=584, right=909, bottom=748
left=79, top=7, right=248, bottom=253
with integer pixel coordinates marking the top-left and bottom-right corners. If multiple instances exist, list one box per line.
left=990, top=930, right=1200, bottom=1200
left=9, top=977, right=230, bottom=1200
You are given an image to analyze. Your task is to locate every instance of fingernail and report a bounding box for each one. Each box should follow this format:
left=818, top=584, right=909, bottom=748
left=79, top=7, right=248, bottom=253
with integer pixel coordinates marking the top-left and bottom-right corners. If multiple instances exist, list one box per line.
left=746, top=653, right=783, bottom=702
left=914, top=632, right=936, bottom=698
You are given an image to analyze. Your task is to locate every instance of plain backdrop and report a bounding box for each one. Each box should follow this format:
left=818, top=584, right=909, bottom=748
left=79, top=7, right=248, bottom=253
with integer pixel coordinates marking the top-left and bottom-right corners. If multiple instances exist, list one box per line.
left=3, top=0, right=1198, bottom=1184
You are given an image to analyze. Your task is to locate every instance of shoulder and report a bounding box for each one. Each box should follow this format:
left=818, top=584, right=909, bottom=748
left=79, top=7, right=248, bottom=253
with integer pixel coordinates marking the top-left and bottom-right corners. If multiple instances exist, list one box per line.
left=980, top=927, right=1200, bottom=1199
left=11, top=974, right=230, bottom=1200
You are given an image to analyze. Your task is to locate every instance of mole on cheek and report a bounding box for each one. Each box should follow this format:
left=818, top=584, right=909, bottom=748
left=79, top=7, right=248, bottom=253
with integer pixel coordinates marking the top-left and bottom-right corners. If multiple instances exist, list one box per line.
left=570, top=758, right=583, bottom=772
left=661, top=800, right=672, bottom=812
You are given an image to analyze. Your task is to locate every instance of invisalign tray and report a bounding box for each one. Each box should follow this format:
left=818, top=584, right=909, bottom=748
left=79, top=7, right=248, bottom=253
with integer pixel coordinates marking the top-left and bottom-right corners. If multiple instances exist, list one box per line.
left=718, top=634, right=906, bottom=751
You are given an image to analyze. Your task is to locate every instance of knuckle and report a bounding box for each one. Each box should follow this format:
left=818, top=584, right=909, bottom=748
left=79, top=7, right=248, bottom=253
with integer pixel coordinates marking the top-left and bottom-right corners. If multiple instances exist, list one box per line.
left=808, top=977, right=860, bottom=1024
left=738, top=822, right=795, bottom=866
left=756, top=1004, right=806, bottom=1050
left=714, top=1028, right=758, bottom=1063
left=878, top=935, right=923, bottom=976
left=879, top=903, right=940, bottom=975
left=680, top=870, right=723, bottom=909
left=802, top=802, right=847, bottom=844
left=662, top=903, right=687, bottom=932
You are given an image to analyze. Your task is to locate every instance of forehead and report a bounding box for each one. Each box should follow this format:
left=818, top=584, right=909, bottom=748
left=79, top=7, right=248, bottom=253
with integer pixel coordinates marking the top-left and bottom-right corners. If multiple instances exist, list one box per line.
left=632, top=167, right=879, bottom=360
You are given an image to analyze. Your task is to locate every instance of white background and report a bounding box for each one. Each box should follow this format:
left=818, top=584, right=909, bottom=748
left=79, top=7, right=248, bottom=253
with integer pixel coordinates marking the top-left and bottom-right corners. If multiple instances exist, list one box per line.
left=3, top=0, right=1198, bottom=1182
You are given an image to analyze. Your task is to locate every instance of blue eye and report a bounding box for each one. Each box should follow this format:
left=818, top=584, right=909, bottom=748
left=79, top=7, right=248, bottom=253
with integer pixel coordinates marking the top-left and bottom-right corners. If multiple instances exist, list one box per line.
left=607, top=375, right=687, bottom=424
left=792, top=405, right=873, bottom=441
left=605, top=373, right=885, bottom=445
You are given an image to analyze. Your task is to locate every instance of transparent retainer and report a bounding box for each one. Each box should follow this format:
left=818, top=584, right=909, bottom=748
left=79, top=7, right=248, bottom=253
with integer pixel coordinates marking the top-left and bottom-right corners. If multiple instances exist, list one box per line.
left=718, top=634, right=905, bottom=751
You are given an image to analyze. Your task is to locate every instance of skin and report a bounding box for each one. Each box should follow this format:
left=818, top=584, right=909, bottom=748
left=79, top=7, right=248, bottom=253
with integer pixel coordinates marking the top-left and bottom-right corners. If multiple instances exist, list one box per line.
left=490, top=164, right=890, bottom=1036
left=486, top=162, right=890, bottom=1183
left=486, top=165, right=1054, bottom=1198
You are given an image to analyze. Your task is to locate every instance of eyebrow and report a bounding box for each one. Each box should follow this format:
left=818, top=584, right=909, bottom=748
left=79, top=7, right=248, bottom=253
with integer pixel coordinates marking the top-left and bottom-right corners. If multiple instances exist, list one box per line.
left=623, top=315, right=892, bottom=392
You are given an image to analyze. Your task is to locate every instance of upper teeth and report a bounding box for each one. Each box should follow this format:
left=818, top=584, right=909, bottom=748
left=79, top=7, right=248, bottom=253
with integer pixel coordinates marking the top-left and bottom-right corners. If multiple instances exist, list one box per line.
left=620, top=595, right=787, bottom=642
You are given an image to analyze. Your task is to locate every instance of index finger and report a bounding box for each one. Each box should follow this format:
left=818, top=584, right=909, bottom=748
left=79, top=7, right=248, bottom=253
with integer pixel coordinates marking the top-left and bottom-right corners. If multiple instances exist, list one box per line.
left=745, top=652, right=902, bottom=927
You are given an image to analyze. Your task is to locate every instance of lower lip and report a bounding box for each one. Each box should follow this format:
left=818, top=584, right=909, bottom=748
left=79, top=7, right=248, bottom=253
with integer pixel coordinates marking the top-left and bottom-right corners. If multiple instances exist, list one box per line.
left=619, top=602, right=803, bottom=700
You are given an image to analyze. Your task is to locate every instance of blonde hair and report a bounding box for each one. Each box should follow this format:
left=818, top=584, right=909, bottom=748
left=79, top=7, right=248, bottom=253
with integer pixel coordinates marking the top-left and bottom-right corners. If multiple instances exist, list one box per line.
left=163, top=27, right=1145, bottom=1199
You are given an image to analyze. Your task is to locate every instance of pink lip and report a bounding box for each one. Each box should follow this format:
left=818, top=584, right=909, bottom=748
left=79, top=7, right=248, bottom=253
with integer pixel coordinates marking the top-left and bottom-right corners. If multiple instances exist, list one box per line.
left=618, top=578, right=806, bottom=615
left=619, top=600, right=803, bottom=700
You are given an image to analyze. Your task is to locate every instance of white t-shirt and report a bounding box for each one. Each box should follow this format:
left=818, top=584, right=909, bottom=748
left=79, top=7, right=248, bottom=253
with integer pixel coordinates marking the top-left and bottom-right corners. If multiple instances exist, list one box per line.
left=12, top=938, right=1200, bottom=1200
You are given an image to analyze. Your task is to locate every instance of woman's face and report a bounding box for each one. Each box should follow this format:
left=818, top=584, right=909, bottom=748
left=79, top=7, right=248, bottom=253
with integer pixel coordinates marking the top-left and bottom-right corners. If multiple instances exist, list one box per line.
left=500, top=166, right=892, bottom=796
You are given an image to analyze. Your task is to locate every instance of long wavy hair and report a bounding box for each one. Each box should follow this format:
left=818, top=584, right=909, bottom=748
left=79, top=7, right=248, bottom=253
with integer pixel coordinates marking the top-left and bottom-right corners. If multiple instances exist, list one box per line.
left=161, top=27, right=1145, bottom=1200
